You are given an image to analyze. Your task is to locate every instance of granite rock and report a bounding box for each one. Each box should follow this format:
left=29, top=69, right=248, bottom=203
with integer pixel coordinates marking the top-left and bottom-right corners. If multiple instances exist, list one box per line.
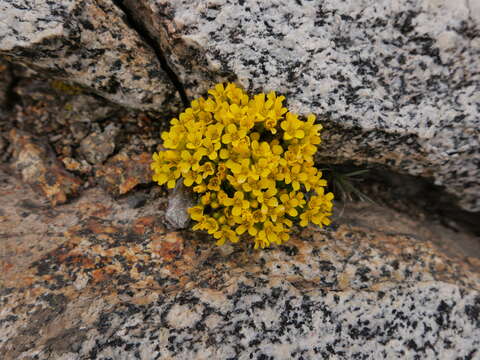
left=3, top=74, right=164, bottom=175
left=0, top=0, right=181, bottom=111
left=0, top=168, right=479, bottom=359
left=57, top=93, right=119, bottom=132
left=79, top=123, right=119, bottom=164
left=62, top=157, right=92, bottom=174
left=123, top=0, right=480, bottom=211
left=8, top=128, right=82, bottom=206
left=95, top=151, right=153, bottom=195
left=9, top=76, right=119, bottom=138
left=165, top=180, right=195, bottom=230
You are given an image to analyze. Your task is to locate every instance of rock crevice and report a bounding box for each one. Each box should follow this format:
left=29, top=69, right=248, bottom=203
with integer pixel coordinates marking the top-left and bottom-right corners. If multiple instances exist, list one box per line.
left=111, top=0, right=189, bottom=107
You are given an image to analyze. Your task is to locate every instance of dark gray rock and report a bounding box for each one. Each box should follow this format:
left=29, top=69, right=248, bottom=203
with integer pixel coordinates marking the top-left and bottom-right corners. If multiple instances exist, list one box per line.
left=126, top=192, right=147, bottom=208
left=0, top=58, right=12, bottom=112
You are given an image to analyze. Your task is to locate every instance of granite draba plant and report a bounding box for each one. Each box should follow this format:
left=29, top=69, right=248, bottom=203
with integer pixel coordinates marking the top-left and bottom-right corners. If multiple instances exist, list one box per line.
left=151, top=83, right=334, bottom=248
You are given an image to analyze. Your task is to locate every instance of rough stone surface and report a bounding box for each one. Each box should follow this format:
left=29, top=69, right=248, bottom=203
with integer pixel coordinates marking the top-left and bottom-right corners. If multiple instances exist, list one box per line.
left=165, top=180, right=195, bottom=230
left=126, top=0, right=480, bottom=211
left=0, top=58, right=12, bottom=114
left=62, top=157, right=93, bottom=174
left=8, top=129, right=82, bottom=206
left=95, top=151, right=153, bottom=196
left=2, top=67, right=121, bottom=143
left=0, top=72, right=166, bottom=180
left=0, top=0, right=181, bottom=111
left=1, top=168, right=479, bottom=359
left=79, top=123, right=119, bottom=165
left=10, top=72, right=116, bottom=118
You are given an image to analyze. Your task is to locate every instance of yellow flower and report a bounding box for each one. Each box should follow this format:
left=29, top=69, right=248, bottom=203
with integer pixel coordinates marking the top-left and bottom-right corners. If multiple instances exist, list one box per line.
left=217, top=162, right=228, bottom=179
left=226, top=158, right=251, bottom=184
left=193, top=183, right=207, bottom=193
left=252, top=209, right=267, bottom=224
left=183, top=170, right=203, bottom=187
left=280, top=192, right=305, bottom=217
left=179, top=150, right=204, bottom=174
left=188, top=205, right=204, bottom=221
left=152, top=169, right=179, bottom=189
left=222, top=124, right=247, bottom=147
left=214, top=225, right=239, bottom=245
left=251, top=140, right=272, bottom=159
left=205, top=123, right=224, bottom=143
left=248, top=93, right=267, bottom=122
left=204, top=97, right=219, bottom=113
left=207, top=176, right=222, bottom=191
left=193, top=216, right=219, bottom=234
left=303, top=114, right=322, bottom=145
left=255, top=157, right=273, bottom=179
left=208, top=83, right=227, bottom=102
left=255, top=220, right=284, bottom=248
left=154, top=150, right=181, bottom=171
left=285, top=164, right=308, bottom=191
left=232, top=191, right=250, bottom=216
left=299, top=192, right=334, bottom=227
left=161, top=126, right=185, bottom=149
left=201, top=192, right=212, bottom=205
left=178, top=108, right=196, bottom=125
left=219, top=148, right=230, bottom=160
left=225, top=83, right=249, bottom=106
left=200, top=162, right=215, bottom=178
left=240, top=176, right=261, bottom=193
left=152, top=82, right=333, bottom=249
left=217, top=191, right=234, bottom=206
left=255, top=187, right=278, bottom=215
left=231, top=137, right=251, bottom=157
left=234, top=210, right=257, bottom=236
left=281, top=112, right=305, bottom=140
left=239, top=114, right=255, bottom=130
left=228, top=103, right=248, bottom=123
left=186, top=130, right=204, bottom=150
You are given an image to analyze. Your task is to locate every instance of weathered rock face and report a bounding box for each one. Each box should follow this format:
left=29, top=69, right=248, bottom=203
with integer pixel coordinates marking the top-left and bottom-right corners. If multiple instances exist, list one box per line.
left=8, top=129, right=82, bottom=205
left=165, top=180, right=195, bottom=230
left=79, top=123, right=120, bottom=165
left=95, top=151, right=153, bottom=196
left=1, top=168, right=479, bottom=359
left=0, top=0, right=181, bottom=111
left=120, top=0, right=480, bottom=211
left=0, top=59, right=12, bottom=114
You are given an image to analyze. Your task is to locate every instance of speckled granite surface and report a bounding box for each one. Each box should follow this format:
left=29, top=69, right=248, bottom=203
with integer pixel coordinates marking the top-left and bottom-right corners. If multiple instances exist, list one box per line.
left=1, top=0, right=479, bottom=210
left=122, top=0, right=480, bottom=211
left=0, top=0, right=180, bottom=110
left=1, top=168, right=479, bottom=359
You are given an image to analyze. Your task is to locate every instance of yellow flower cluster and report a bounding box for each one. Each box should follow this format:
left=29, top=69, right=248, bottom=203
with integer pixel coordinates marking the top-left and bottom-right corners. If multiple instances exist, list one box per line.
left=151, top=83, right=334, bottom=249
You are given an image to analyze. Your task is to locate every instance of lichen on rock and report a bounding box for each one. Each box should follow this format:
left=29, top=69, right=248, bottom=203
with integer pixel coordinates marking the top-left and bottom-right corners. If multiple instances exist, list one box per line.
left=8, top=129, right=82, bottom=206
